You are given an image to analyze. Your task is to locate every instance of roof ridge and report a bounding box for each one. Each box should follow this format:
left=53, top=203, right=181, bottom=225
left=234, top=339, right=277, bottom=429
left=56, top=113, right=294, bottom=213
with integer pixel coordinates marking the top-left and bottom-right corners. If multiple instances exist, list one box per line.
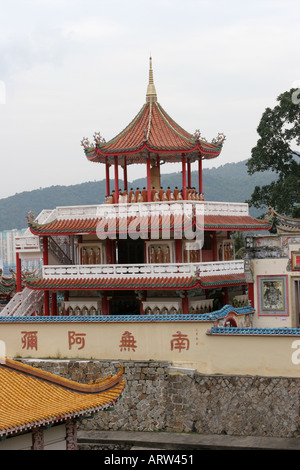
left=102, top=104, right=148, bottom=146
left=1, top=357, right=123, bottom=394
left=157, top=103, right=196, bottom=143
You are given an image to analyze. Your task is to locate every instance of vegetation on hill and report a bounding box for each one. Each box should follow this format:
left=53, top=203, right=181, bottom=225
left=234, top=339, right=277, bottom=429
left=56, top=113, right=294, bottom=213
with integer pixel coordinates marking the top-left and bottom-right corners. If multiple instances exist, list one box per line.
left=0, top=159, right=277, bottom=232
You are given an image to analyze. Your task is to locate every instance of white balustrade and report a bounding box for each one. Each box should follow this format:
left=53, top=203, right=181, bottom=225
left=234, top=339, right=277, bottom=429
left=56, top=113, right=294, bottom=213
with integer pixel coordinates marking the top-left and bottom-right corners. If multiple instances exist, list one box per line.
left=62, top=299, right=102, bottom=315
left=53, top=200, right=250, bottom=221
left=15, top=235, right=41, bottom=253
left=0, top=288, right=43, bottom=316
left=42, top=260, right=245, bottom=279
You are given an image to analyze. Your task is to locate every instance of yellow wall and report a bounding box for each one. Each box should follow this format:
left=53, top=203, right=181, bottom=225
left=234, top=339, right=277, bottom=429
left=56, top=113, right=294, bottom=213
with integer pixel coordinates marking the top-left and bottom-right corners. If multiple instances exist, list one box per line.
left=1, top=320, right=300, bottom=378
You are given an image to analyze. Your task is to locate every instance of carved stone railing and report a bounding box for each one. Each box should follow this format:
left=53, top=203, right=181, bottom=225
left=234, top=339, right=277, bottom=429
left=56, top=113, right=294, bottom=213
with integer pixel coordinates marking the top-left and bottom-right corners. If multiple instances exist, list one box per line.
left=54, top=200, right=250, bottom=220
left=189, top=298, right=214, bottom=314
left=15, top=235, right=41, bottom=254
left=0, top=287, right=43, bottom=316
left=42, top=260, right=245, bottom=279
left=142, top=299, right=182, bottom=315
left=61, top=299, right=102, bottom=316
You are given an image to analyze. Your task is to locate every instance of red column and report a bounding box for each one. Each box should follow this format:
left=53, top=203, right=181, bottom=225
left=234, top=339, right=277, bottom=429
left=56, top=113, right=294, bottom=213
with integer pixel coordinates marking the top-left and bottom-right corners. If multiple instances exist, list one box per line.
left=43, top=237, right=48, bottom=265
left=187, top=160, right=191, bottom=188
left=65, top=419, right=78, bottom=451
left=182, top=293, right=189, bottom=314
left=223, top=287, right=229, bottom=306
left=16, top=253, right=22, bottom=292
left=248, top=283, right=254, bottom=307
left=157, top=157, right=161, bottom=187
left=105, top=158, right=110, bottom=197
left=182, top=154, right=187, bottom=200
left=51, top=292, right=57, bottom=316
left=31, top=428, right=44, bottom=450
left=102, top=292, right=110, bottom=315
left=123, top=157, right=128, bottom=191
left=114, top=156, right=119, bottom=203
left=44, top=291, right=50, bottom=316
left=212, top=232, right=217, bottom=261
left=147, top=154, right=151, bottom=202
left=106, top=239, right=112, bottom=264
left=198, top=156, right=203, bottom=195
left=175, top=239, right=182, bottom=263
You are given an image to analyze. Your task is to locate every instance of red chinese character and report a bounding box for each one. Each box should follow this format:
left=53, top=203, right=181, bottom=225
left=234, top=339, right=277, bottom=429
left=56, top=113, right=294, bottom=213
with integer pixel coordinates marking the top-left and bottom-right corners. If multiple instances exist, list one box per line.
left=170, top=331, right=190, bottom=352
left=119, top=331, right=137, bottom=352
left=68, top=331, right=86, bottom=350
left=21, top=331, right=38, bottom=350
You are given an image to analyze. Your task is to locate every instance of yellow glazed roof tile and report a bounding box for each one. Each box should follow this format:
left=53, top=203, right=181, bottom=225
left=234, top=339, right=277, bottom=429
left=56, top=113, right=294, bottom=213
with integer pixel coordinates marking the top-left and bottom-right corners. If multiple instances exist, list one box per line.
left=0, top=358, right=125, bottom=437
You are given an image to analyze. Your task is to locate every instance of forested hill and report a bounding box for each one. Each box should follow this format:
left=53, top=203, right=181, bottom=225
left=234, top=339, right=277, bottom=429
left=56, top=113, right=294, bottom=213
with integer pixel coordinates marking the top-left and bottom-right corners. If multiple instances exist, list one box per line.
left=0, top=159, right=276, bottom=232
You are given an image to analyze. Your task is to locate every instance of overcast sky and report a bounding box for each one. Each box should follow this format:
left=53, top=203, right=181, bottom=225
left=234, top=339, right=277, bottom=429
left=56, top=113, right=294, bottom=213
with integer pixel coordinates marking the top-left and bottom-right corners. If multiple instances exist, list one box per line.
left=0, top=0, right=299, bottom=200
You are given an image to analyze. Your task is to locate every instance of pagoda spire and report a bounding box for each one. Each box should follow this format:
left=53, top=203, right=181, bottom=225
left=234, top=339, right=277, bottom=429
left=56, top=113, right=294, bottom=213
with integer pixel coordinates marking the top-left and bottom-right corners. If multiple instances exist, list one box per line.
left=146, top=56, right=157, bottom=103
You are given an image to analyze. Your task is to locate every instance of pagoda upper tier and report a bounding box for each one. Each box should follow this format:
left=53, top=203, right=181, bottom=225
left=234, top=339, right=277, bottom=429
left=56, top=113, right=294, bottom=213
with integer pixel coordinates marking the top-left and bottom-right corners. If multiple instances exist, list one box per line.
left=81, top=58, right=225, bottom=166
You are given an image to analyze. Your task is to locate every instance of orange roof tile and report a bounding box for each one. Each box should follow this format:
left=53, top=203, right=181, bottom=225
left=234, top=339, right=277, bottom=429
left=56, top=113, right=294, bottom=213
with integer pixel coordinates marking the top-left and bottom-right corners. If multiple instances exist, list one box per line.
left=82, top=58, right=225, bottom=165
left=26, top=273, right=246, bottom=291
left=0, top=358, right=125, bottom=438
left=28, top=213, right=272, bottom=236
left=84, top=101, right=223, bottom=165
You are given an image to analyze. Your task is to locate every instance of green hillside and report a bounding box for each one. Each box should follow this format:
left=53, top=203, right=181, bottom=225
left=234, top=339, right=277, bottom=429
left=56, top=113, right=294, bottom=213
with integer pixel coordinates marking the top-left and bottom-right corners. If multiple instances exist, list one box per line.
left=0, top=159, right=276, bottom=231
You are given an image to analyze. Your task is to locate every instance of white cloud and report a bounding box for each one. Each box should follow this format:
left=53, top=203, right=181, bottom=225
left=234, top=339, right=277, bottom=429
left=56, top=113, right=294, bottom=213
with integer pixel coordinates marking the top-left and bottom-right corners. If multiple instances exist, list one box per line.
left=62, top=18, right=126, bottom=40
left=0, top=0, right=300, bottom=200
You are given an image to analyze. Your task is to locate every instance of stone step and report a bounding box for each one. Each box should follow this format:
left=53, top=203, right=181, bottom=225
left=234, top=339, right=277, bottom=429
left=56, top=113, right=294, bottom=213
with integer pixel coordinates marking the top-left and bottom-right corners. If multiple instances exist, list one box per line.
left=77, top=431, right=300, bottom=451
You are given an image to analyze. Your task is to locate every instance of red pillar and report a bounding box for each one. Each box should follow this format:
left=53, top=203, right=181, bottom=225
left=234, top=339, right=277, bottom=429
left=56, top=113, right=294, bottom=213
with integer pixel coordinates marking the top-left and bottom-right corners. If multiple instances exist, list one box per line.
left=223, top=287, right=229, bottom=306
left=65, top=419, right=78, bottom=451
left=157, top=157, right=161, bottom=187
left=43, top=237, right=48, bottom=265
left=102, top=292, right=109, bottom=315
left=187, top=160, right=191, bottom=188
left=123, top=157, right=128, bottom=191
left=114, top=156, right=119, bottom=203
left=212, top=232, right=217, bottom=261
left=51, top=292, right=57, bottom=316
left=32, top=428, right=44, bottom=450
left=182, top=154, right=187, bottom=200
left=248, top=283, right=254, bottom=307
left=16, top=252, right=22, bottom=292
left=198, top=156, right=203, bottom=195
left=182, top=293, right=189, bottom=314
left=44, top=291, right=50, bottom=316
left=106, top=239, right=112, bottom=264
left=147, top=154, right=151, bottom=202
left=175, top=239, right=182, bottom=263
left=105, top=158, right=110, bottom=197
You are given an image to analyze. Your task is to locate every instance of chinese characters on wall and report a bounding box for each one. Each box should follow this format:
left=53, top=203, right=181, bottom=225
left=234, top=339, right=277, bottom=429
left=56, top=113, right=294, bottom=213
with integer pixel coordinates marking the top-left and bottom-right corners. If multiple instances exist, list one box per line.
left=20, top=329, right=193, bottom=353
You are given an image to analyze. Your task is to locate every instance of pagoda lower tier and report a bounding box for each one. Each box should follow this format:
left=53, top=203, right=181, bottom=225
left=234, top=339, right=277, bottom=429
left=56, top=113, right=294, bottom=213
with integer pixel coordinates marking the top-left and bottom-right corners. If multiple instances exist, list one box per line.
left=11, top=201, right=274, bottom=318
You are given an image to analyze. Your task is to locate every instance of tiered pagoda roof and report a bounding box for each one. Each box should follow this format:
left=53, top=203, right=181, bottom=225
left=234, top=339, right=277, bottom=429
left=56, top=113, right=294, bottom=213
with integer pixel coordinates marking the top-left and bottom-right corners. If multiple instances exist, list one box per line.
left=81, top=57, right=225, bottom=165
left=27, top=209, right=273, bottom=236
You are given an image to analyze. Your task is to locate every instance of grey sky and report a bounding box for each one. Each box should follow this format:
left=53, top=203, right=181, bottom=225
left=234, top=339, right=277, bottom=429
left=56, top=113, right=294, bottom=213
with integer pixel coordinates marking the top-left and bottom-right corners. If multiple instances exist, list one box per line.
left=0, top=0, right=299, bottom=200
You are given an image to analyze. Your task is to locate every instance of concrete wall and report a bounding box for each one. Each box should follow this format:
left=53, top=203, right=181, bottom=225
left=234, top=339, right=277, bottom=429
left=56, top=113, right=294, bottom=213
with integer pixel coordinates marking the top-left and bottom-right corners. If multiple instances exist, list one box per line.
left=2, top=319, right=300, bottom=378
left=20, top=359, right=300, bottom=439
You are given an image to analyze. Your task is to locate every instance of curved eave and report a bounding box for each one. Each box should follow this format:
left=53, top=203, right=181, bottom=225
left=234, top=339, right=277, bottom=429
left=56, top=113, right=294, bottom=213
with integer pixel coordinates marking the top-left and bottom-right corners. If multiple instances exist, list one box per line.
left=85, top=140, right=223, bottom=164
left=28, top=214, right=273, bottom=237
left=0, top=358, right=125, bottom=438
left=26, top=273, right=246, bottom=292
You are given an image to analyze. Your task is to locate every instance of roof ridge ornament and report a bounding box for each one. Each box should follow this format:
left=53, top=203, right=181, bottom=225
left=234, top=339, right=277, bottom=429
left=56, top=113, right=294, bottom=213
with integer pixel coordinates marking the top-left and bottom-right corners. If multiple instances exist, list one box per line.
left=146, top=56, right=157, bottom=103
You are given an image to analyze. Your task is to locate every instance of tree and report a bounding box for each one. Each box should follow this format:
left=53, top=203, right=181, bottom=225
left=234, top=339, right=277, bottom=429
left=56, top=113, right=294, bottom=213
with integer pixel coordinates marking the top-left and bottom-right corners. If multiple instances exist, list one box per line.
left=246, top=88, right=300, bottom=217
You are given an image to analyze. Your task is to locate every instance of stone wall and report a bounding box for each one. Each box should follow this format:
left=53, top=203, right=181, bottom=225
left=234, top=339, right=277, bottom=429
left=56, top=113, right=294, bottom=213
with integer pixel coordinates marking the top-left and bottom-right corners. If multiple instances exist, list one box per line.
left=21, top=359, right=300, bottom=439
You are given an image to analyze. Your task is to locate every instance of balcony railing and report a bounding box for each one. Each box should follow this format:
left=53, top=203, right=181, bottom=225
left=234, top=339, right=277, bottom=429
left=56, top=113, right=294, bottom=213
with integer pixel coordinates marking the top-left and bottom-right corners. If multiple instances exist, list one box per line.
left=42, top=260, right=245, bottom=279
left=53, top=200, right=250, bottom=220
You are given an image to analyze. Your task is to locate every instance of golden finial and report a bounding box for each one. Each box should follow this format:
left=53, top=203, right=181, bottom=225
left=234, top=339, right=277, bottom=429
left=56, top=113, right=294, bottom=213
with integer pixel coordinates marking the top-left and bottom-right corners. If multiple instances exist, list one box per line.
left=146, top=56, right=157, bottom=103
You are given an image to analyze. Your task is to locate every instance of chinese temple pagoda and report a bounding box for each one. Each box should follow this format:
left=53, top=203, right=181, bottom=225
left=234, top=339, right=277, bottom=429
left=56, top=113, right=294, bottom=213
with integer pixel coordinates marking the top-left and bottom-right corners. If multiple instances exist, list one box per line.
left=8, top=58, right=273, bottom=320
